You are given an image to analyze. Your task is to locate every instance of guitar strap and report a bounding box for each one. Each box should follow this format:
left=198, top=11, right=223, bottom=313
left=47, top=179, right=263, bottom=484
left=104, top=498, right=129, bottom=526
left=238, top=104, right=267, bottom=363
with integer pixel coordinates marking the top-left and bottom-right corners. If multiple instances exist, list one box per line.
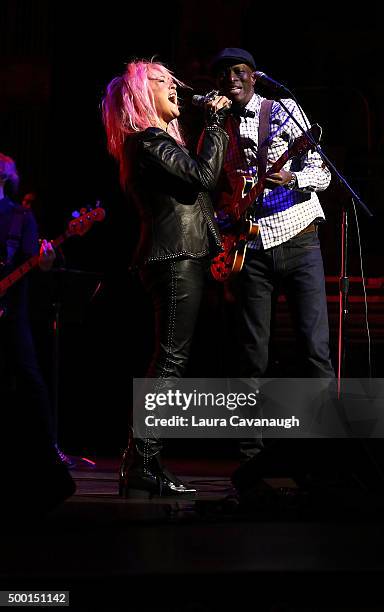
left=256, top=99, right=273, bottom=204
left=5, top=206, right=25, bottom=266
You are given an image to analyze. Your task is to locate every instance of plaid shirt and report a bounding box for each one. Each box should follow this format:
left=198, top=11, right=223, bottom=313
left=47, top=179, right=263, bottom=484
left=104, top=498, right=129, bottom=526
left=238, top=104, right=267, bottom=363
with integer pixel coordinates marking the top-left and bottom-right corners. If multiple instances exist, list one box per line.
left=222, top=93, right=331, bottom=249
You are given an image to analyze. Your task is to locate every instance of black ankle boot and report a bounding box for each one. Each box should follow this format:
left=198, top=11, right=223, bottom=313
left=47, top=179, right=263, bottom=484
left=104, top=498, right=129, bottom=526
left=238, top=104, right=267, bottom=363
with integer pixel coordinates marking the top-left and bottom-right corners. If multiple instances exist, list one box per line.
left=118, top=434, right=196, bottom=498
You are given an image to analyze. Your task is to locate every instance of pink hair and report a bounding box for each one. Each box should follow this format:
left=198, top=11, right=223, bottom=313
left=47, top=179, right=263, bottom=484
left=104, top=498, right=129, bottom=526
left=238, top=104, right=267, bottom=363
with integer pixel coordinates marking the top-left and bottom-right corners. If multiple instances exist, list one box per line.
left=102, top=60, right=186, bottom=188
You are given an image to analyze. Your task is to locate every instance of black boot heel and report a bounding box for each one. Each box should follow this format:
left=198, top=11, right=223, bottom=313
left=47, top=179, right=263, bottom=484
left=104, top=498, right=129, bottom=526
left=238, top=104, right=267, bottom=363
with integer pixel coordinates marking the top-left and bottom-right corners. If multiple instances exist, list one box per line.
left=119, top=461, right=160, bottom=498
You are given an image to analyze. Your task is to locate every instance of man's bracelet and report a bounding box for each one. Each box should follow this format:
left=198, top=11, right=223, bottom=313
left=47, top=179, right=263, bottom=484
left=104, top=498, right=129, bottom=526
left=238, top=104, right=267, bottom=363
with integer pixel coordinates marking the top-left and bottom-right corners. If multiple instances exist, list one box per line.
left=286, top=172, right=297, bottom=190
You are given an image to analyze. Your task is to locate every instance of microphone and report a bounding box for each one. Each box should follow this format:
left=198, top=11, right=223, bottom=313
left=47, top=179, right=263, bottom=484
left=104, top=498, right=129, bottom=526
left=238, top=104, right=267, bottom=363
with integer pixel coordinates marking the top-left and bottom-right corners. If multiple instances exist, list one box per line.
left=192, top=92, right=257, bottom=118
left=191, top=93, right=212, bottom=107
left=254, top=71, right=290, bottom=96
left=192, top=91, right=232, bottom=109
left=192, top=92, right=259, bottom=118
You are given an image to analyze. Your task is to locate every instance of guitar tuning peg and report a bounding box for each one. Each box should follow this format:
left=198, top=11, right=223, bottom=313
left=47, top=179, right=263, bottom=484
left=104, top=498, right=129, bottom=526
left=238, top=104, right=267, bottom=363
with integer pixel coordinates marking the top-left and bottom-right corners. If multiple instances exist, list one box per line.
left=72, top=210, right=80, bottom=218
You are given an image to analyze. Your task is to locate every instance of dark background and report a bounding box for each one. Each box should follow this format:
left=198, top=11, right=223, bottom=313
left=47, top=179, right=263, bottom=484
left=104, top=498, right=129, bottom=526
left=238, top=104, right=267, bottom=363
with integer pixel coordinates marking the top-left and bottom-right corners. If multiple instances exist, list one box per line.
left=1, top=1, right=383, bottom=457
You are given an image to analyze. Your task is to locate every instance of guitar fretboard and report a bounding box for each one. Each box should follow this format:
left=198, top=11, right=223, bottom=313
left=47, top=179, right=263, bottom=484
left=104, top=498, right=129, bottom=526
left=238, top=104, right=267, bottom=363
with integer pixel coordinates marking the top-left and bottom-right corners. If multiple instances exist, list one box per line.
left=239, top=150, right=291, bottom=216
left=0, top=232, right=67, bottom=293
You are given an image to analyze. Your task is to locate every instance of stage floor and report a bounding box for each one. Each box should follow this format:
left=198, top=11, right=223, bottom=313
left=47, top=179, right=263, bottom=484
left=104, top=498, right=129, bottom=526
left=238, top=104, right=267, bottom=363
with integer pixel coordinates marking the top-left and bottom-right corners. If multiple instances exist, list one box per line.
left=1, top=457, right=384, bottom=611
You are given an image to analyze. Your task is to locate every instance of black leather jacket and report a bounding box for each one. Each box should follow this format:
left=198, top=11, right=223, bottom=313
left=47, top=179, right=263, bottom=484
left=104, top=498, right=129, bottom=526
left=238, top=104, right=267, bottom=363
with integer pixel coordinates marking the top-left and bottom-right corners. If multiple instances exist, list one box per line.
left=127, top=124, right=228, bottom=265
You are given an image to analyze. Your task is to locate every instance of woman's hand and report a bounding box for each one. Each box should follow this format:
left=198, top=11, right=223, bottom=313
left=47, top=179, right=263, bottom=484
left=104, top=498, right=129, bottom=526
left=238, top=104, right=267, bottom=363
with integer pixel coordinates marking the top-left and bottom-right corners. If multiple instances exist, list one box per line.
left=206, top=95, right=232, bottom=113
left=205, top=95, right=232, bottom=128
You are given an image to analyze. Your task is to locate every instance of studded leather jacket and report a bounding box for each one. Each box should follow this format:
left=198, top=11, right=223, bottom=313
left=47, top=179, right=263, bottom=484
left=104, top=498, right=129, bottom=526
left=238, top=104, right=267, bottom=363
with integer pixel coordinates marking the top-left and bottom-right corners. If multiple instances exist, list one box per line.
left=127, top=122, right=228, bottom=266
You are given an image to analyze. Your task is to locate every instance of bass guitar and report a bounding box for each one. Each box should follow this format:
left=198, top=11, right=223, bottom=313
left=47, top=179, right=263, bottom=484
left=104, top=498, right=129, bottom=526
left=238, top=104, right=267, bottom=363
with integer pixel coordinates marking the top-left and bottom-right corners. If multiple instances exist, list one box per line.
left=0, top=205, right=105, bottom=318
left=211, top=124, right=322, bottom=282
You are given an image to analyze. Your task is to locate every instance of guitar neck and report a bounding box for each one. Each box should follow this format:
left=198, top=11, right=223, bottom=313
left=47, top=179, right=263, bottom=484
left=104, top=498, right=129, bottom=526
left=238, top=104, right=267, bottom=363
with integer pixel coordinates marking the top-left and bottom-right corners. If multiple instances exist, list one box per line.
left=0, top=232, right=68, bottom=294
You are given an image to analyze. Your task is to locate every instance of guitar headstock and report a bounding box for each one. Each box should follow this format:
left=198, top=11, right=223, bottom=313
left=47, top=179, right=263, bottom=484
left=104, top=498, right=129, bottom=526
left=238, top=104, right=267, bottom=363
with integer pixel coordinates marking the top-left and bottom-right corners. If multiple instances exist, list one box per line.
left=67, top=205, right=106, bottom=236
left=289, top=123, right=322, bottom=157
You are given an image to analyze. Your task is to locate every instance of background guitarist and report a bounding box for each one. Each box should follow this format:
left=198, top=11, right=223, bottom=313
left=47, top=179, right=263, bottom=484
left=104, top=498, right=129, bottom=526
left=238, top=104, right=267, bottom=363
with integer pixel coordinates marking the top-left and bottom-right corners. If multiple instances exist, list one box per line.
left=0, top=153, right=75, bottom=512
left=0, top=153, right=61, bottom=462
left=210, top=48, right=335, bottom=475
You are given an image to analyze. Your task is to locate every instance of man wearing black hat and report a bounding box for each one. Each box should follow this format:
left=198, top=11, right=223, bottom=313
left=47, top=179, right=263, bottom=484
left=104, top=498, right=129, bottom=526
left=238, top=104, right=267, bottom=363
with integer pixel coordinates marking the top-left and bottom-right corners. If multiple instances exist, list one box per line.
left=209, top=48, right=335, bottom=480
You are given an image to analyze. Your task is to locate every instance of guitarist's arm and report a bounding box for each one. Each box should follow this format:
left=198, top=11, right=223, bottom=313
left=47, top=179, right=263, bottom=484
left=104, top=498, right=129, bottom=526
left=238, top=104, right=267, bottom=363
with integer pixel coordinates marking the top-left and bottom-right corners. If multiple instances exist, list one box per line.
left=294, top=145, right=331, bottom=192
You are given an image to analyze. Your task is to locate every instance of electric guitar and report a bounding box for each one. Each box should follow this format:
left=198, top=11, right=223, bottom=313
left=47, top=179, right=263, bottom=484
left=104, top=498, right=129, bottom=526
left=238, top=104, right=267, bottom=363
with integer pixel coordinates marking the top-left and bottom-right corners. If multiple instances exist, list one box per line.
left=211, top=124, right=322, bottom=282
left=0, top=205, right=106, bottom=318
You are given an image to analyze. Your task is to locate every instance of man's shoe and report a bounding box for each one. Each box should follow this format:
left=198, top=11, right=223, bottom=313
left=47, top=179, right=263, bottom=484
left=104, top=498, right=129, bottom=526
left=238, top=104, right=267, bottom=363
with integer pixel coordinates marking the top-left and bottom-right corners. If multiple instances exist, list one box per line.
left=231, top=455, right=262, bottom=495
left=232, top=440, right=314, bottom=497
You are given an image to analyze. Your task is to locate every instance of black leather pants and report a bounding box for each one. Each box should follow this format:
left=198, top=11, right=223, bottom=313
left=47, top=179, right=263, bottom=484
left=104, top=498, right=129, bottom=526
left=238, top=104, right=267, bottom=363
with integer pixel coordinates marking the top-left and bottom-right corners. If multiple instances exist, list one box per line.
left=135, top=257, right=208, bottom=457
left=140, top=257, right=208, bottom=378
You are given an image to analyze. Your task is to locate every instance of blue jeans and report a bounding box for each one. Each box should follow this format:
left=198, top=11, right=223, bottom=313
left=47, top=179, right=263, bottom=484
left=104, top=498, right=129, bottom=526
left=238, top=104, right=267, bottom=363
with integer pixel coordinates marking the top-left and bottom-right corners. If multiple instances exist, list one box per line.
left=236, top=229, right=335, bottom=378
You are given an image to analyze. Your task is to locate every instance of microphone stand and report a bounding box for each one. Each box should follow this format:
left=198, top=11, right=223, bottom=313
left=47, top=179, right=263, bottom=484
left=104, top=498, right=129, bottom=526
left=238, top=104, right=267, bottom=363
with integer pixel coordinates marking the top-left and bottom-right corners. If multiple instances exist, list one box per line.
left=274, top=93, right=373, bottom=397
left=338, top=205, right=350, bottom=399
left=51, top=267, right=99, bottom=470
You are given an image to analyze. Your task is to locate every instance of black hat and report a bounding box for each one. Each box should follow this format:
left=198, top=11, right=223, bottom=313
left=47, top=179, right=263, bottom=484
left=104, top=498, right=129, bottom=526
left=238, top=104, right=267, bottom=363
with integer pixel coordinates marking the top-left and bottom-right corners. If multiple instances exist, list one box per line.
left=210, top=47, right=256, bottom=73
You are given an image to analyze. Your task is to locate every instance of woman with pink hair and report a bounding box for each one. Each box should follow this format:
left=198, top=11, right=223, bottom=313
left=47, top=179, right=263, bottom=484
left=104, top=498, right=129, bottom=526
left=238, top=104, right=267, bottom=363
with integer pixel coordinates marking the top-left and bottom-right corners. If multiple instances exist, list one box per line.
left=102, top=59, right=230, bottom=497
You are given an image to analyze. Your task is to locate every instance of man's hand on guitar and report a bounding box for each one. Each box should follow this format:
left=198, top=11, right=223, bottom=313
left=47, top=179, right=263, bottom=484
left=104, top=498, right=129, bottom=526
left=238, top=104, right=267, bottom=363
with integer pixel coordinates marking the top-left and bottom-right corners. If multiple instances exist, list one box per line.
left=38, top=239, right=56, bottom=271
left=266, top=169, right=295, bottom=187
